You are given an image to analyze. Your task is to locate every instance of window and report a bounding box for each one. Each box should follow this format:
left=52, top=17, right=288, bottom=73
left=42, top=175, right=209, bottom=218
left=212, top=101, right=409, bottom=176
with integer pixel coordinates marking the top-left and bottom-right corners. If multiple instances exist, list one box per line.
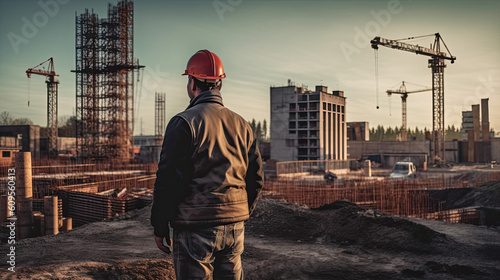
left=341, top=106, right=345, bottom=113
left=289, top=121, right=296, bottom=129
left=298, top=148, right=308, bottom=156
left=298, top=139, right=308, bottom=147
left=2, top=151, right=11, bottom=158
left=328, top=103, right=331, bottom=111
left=289, top=103, right=296, bottom=111
left=337, top=105, right=340, bottom=112
left=289, top=112, right=296, bottom=119
left=298, top=95, right=308, bottom=102
left=289, top=130, right=296, bottom=134
left=323, top=102, right=326, bottom=110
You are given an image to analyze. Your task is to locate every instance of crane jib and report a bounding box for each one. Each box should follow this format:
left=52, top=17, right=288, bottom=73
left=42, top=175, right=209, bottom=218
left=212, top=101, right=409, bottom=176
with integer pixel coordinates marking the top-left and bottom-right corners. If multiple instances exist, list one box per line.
left=370, top=36, right=456, bottom=62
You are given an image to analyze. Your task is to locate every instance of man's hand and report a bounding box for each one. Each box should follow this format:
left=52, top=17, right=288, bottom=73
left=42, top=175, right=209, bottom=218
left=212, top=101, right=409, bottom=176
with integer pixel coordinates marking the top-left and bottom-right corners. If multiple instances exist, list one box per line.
left=154, top=233, right=172, bottom=254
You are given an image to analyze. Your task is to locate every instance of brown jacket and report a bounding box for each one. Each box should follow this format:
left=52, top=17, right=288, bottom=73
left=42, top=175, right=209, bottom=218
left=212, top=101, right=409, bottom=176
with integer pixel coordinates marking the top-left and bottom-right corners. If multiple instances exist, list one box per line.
left=151, top=90, right=263, bottom=236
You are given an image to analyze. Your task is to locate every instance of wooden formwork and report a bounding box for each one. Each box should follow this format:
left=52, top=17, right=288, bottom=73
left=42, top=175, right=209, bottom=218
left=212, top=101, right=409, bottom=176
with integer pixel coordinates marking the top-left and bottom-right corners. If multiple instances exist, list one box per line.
left=56, top=176, right=155, bottom=227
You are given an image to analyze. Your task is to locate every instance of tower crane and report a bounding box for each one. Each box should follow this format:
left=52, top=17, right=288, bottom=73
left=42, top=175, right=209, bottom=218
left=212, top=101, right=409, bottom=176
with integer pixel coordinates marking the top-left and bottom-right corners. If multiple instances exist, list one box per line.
left=371, top=33, right=456, bottom=163
left=386, top=81, right=431, bottom=141
left=26, top=57, right=59, bottom=156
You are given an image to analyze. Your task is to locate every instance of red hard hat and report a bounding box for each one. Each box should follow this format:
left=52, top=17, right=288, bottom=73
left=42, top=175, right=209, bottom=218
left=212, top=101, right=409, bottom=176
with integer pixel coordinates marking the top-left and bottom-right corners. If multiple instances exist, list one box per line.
left=183, top=50, right=226, bottom=80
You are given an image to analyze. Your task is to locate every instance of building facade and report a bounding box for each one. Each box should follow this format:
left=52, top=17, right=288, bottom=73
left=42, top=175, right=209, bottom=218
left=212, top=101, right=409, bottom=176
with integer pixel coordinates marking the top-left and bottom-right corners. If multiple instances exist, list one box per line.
left=271, top=84, right=347, bottom=161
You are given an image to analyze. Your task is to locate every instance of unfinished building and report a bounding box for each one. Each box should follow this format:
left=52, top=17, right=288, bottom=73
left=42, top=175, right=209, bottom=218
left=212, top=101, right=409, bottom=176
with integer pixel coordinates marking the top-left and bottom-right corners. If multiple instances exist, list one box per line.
left=73, top=0, right=143, bottom=163
left=271, top=81, right=347, bottom=161
left=461, top=98, right=492, bottom=162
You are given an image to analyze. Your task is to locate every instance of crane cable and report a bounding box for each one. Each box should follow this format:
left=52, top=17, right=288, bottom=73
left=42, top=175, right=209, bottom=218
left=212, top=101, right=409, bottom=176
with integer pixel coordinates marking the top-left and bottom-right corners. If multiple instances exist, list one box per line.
left=374, top=49, right=379, bottom=109
left=388, top=93, right=392, bottom=116
left=27, top=77, right=31, bottom=107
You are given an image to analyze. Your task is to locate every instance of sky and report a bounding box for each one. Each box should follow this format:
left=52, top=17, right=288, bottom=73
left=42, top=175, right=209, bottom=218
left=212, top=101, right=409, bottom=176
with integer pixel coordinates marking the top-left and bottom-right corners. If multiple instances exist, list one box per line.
left=0, top=0, right=499, bottom=136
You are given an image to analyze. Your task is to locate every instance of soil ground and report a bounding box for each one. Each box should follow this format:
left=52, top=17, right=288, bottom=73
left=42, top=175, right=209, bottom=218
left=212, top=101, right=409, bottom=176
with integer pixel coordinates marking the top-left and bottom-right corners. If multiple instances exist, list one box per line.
left=2, top=182, right=500, bottom=279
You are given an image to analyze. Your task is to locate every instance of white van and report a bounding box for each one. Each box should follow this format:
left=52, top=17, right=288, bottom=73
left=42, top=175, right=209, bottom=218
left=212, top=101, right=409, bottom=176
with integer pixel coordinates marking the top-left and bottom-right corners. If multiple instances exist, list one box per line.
left=389, top=162, right=417, bottom=178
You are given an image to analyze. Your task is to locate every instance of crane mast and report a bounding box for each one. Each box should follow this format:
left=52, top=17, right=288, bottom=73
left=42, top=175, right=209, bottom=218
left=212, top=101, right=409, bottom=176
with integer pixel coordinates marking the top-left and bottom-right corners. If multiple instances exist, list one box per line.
left=26, top=57, right=59, bottom=156
left=386, top=81, right=431, bottom=141
left=371, top=33, right=456, bottom=163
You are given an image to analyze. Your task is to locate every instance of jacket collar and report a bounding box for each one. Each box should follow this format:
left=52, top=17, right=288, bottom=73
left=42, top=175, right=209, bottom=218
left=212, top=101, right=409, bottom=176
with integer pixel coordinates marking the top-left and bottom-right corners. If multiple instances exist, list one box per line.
left=187, top=90, right=223, bottom=109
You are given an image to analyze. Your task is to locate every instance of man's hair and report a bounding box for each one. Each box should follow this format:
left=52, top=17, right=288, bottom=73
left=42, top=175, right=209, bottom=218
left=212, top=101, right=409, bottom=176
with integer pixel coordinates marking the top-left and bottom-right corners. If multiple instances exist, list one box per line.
left=193, top=77, right=222, bottom=92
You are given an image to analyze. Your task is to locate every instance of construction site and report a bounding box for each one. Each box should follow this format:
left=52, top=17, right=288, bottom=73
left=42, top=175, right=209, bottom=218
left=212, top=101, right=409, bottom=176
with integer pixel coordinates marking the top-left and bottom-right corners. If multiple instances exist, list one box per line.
left=1, top=0, right=500, bottom=279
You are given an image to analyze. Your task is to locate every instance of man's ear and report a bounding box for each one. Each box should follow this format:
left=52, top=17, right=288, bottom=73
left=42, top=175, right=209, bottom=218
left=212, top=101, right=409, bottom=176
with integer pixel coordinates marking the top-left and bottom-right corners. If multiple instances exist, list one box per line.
left=190, top=78, right=196, bottom=92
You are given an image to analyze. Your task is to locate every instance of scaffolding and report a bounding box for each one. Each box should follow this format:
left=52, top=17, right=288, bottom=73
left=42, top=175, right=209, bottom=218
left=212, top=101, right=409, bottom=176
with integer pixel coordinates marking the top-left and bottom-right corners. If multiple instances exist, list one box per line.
left=74, top=0, right=143, bottom=163
left=155, top=92, right=166, bottom=143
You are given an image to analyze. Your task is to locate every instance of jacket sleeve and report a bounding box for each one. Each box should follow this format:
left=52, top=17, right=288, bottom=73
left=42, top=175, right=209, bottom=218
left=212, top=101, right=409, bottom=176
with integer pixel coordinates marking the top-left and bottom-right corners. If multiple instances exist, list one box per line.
left=245, top=138, right=264, bottom=216
left=151, top=116, right=192, bottom=237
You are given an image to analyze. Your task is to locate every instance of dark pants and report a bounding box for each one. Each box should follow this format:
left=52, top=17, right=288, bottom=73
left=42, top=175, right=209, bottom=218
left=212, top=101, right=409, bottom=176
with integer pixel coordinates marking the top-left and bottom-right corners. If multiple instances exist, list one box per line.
left=173, top=221, right=244, bottom=280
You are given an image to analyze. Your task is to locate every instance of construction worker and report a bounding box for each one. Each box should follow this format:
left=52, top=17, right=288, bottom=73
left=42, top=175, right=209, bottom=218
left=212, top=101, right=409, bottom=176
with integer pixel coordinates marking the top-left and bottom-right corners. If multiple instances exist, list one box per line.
left=151, top=49, right=264, bottom=279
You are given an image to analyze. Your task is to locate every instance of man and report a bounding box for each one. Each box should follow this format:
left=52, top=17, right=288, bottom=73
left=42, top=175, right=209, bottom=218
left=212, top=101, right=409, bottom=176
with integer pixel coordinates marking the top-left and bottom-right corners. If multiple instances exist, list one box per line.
left=151, top=49, right=264, bottom=280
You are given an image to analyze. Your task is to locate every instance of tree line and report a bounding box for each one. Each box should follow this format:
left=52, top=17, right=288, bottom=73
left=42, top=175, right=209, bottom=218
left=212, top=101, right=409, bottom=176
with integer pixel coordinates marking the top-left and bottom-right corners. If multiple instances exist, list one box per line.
left=369, top=125, right=464, bottom=141
left=0, top=111, right=76, bottom=137
left=249, top=119, right=269, bottom=143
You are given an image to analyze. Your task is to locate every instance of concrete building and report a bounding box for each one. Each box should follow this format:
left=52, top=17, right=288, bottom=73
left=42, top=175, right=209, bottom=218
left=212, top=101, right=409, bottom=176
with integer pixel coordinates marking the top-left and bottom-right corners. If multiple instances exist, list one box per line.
left=0, top=125, right=40, bottom=161
left=270, top=83, right=347, bottom=161
left=460, top=99, right=493, bottom=162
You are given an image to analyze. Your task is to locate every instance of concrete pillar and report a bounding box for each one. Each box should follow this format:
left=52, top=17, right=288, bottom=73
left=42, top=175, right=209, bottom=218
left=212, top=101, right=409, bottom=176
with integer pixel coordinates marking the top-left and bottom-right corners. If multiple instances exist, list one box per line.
left=481, top=98, right=490, bottom=142
left=472, top=104, right=480, bottom=142
left=44, top=196, right=59, bottom=235
left=33, top=212, right=43, bottom=236
left=468, top=130, right=475, bottom=163
left=0, top=195, right=11, bottom=226
left=61, top=217, right=72, bottom=232
left=423, top=155, right=428, bottom=171
left=364, top=160, right=372, bottom=177
left=15, top=152, right=33, bottom=239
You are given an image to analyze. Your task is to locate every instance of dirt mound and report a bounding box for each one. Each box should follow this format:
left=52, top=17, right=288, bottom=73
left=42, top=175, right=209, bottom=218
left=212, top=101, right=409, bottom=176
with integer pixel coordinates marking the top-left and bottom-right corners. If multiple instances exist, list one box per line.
left=246, top=198, right=453, bottom=254
left=429, top=181, right=500, bottom=210
left=5, top=259, right=175, bottom=280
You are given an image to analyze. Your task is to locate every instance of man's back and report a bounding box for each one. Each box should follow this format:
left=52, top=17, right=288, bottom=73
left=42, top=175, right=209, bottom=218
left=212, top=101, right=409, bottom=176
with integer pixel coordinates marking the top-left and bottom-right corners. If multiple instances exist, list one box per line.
left=172, top=91, right=261, bottom=228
